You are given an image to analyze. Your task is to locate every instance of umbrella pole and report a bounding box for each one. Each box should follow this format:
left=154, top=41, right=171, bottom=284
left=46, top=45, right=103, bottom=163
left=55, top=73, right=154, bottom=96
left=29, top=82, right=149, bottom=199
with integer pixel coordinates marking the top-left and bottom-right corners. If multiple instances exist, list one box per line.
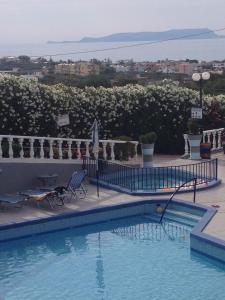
left=96, top=156, right=100, bottom=198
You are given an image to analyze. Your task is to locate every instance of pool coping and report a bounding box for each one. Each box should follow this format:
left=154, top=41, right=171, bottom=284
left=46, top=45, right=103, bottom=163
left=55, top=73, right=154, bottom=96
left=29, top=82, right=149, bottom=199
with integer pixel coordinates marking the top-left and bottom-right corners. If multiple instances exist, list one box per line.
left=0, top=199, right=205, bottom=232
left=0, top=198, right=225, bottom=263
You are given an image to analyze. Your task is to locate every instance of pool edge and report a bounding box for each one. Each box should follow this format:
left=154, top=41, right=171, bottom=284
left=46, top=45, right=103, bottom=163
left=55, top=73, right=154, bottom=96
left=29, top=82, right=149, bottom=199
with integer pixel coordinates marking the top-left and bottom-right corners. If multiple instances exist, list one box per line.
left=0, top=199, right=225, bottom=263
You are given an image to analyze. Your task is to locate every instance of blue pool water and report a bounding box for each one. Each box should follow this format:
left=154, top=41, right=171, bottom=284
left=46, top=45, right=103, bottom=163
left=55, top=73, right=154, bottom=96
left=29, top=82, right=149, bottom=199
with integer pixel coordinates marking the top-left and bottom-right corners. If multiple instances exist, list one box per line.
left=0, top=216, right=225, bottom=300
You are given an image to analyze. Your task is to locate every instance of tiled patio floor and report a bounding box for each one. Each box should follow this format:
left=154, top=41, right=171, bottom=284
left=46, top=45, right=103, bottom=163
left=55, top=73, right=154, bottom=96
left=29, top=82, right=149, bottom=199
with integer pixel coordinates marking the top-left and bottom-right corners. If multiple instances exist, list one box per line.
left=0, top=154, right=225, bottom=241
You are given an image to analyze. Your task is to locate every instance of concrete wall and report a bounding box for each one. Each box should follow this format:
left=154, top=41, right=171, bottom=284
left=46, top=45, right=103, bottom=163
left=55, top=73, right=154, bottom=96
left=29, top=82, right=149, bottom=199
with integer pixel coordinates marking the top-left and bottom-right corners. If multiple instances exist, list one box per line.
left=0, top=162, right=83, bottom=193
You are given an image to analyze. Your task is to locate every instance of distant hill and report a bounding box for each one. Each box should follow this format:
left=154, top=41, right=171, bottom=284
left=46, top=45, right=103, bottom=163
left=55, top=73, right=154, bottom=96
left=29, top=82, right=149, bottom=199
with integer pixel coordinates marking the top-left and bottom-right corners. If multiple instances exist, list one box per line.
left=48, top=28, right=224, bottom=44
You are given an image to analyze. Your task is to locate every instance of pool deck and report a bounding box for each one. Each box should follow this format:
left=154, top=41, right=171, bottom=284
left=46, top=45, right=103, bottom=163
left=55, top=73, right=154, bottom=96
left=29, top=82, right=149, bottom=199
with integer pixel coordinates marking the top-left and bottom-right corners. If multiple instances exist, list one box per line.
left=0, top=154, right=225, bottom=241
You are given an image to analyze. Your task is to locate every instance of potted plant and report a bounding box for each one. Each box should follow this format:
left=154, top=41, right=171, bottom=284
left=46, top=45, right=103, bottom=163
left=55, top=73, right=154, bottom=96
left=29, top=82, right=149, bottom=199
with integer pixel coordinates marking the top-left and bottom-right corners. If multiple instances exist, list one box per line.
left=187, top=118, right=202, bottom=160
left=113, top=136, right=135, bottom=161
left=140, top=132, right=157, bottom=167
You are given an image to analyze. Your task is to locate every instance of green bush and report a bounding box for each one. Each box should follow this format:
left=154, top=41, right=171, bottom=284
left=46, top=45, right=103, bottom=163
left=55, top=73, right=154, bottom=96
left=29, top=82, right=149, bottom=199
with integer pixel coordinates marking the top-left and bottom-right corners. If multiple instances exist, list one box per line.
left=140, top=132, right=157, bottom=144
left=113, top=136, right=136, bottom=161
left=1, top=75, right=225, bottom=154
left=187, top=119, right=200, bottom=135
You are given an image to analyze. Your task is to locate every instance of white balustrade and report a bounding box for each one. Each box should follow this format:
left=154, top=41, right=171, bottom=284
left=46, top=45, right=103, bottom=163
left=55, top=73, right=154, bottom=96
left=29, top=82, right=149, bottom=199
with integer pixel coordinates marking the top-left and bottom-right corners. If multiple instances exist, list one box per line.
left=202, top=128, right=224, bottom=151
left=183, top=134, right=189, bottom=156
left=0, top=135, right=139, bottom=162
left=49, top=140, right=54, bottom=159
left=85, top=141, right=90, bottom=158
left=40, top=139, right=45, bottom=159
left=8, top=137, right=13, bottom=158
left=58, top=140, right=63, bottom=159
left=212, top=132, right=217, bottom=150
left=184, top=128, right=224, bottom=155
left=30, top=138, right=35, bottom=159
left=218, top=131, right=222, bottom=149
left=134, top=143, right=138, bottom=158
left=110, top=142, right=115, bottom=161
left=102, top=142, right=107, bottom=160
left=76, top=141, right=81, bottom=159
left=19, top=138, right=24, bottom=158
left=0, top=137, right=2, bottom=158
left=68, top=141, right=72, bottom=160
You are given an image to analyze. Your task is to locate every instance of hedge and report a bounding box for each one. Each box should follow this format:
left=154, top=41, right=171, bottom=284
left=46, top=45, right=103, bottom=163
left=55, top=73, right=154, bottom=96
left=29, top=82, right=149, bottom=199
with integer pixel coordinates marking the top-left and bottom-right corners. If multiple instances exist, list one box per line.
left=1, top=75, right=225, bottom=154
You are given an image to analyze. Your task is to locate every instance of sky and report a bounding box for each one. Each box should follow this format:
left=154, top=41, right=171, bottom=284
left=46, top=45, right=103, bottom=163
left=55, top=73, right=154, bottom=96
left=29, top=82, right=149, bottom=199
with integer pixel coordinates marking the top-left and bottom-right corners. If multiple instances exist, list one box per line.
left=1, top=0, right=225, bottom=44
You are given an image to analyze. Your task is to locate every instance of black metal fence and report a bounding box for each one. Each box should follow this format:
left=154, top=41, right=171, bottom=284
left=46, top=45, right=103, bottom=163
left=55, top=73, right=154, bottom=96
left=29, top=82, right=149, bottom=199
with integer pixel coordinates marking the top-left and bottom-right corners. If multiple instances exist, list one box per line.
left=83, top=157, right=218, bottom=192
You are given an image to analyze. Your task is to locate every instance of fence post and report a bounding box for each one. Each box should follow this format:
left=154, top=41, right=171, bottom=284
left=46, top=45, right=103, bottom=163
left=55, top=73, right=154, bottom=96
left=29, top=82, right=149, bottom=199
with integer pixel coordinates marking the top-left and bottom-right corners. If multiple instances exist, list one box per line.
left=193, top=178, right=197, bottom=203
left=215, top=158, right=218, bottom=181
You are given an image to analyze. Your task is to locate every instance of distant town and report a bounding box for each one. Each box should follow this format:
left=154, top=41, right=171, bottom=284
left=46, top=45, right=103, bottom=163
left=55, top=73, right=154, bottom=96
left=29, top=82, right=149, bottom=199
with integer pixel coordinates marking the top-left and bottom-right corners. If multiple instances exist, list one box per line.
left=1, top=55, right=225, bottom=93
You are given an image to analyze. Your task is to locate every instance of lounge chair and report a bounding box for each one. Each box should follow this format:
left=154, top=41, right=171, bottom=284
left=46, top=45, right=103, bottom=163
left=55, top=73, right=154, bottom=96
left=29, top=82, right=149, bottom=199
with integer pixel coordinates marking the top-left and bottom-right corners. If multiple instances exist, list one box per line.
left=0, top=193, right=26, bottom=206
left=19, top=190, right=63, bottom=209
left=54, top=170, right=87, bottom=202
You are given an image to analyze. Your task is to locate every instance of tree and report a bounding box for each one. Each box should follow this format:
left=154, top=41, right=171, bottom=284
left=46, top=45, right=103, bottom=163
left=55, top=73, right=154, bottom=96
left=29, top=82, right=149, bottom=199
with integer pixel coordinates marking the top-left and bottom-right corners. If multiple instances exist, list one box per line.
left=18, top=55, right=31, bottom=62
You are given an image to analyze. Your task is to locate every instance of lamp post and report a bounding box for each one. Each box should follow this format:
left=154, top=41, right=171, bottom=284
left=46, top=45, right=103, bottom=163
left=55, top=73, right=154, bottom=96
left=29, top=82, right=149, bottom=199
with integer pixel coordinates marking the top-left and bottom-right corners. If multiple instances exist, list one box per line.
left=192, top=72, right=210, bottom=108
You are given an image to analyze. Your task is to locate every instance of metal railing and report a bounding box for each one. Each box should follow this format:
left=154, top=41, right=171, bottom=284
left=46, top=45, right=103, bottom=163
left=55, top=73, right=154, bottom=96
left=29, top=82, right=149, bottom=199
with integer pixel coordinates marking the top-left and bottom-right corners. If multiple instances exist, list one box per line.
left=83, top=157, right=218, bottom=192
left=159, top=177, right=197, bottom=223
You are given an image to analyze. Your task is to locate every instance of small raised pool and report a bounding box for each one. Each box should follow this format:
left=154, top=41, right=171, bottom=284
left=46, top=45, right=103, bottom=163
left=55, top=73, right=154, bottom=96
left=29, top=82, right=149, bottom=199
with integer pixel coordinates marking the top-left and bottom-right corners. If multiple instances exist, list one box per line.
left=86, top=158, right=219, bottom=195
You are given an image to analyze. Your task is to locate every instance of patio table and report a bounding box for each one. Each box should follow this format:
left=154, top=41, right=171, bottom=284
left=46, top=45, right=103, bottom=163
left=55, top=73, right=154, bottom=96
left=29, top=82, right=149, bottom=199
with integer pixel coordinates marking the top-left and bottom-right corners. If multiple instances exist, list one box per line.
left=37, top=174, right=58, bottom=188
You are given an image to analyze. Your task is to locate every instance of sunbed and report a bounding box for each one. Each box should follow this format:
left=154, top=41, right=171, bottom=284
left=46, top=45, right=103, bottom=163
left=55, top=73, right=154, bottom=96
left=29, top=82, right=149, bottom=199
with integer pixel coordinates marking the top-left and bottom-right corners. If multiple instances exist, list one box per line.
left=19, top=190, right=63, bottom=209
left=54, top=170, right=87, bottom=201
left=0, top=193, right=26, bottom=206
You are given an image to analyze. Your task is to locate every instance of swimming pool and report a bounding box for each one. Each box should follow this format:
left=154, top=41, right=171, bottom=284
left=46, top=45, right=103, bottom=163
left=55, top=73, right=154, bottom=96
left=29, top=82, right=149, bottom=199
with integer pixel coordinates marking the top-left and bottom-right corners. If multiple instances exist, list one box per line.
left=1, top=214, right=225, bottom=300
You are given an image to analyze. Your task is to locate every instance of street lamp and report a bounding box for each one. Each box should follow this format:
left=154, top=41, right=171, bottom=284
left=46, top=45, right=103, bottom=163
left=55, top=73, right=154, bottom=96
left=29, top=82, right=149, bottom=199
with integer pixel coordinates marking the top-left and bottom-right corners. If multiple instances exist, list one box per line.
left=192, top=72, right=210, bottom=108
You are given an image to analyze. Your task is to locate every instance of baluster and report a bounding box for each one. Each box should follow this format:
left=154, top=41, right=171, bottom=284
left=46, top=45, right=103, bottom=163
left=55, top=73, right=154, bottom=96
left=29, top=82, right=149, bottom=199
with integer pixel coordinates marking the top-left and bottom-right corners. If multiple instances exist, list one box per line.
left=85, top=141, right=90, bottom=157
left=58, top=140, right=63, bottom=159
left=218, top=130, right=222, bottom=149
left=183, top=134, right=189, bottom=155
left=102, top=142, right=107, bottom=160
left=29, top=138, right=34, bottom=159
left=110, top=142, right=115, bottom=161
left=134, top=142, right=138, bottom=158
left=77, top=141, right=81, bottom=159
left=202, top=132, right=207, bottom=144
left=207, top=133, right=211, bottom=145
left=0, top=137, right=2, bottom=158
left=68, top=141, right=72, bottom=160
left=8, top=137, right=13, bottom=158
left=40, top=139, right=45, bottom=159
left=19, top=138, right=24, bottom=158
left=212, top=132, right=217, bottom=150
left=49, top=139, right=54, bottom=159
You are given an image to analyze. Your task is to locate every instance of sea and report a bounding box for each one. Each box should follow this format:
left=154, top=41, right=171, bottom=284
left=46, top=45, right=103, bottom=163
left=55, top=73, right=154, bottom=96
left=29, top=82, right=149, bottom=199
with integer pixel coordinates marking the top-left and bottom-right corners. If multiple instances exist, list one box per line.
left=1, top=39, right=225, bottom=61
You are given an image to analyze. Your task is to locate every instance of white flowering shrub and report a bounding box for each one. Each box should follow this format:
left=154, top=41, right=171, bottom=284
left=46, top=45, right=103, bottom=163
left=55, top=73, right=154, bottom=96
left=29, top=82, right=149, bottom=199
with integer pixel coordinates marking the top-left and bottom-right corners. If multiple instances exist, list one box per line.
left=1, top=75, right=225, bottom=153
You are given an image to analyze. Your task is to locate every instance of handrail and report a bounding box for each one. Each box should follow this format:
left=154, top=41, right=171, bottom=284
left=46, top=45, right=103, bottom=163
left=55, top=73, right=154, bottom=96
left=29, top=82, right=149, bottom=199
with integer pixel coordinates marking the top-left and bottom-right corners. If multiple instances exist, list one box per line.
left=159, top=177, right=197, bottom=223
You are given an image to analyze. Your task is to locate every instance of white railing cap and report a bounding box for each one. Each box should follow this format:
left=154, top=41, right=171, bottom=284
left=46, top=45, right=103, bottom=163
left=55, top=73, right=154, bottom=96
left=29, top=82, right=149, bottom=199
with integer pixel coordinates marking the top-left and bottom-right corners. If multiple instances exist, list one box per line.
left=203, top=128, right=224, bottom=134
left=0, top=135, right=138, bottom=144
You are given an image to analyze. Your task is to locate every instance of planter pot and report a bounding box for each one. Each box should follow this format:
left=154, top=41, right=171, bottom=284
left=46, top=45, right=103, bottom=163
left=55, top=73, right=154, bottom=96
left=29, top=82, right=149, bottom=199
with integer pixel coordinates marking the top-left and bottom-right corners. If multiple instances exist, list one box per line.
left=188, top=134, right=202, bottom=160
left=200, top=143, right=211, bottom=159
left=142, top=143, right=154, bottom=167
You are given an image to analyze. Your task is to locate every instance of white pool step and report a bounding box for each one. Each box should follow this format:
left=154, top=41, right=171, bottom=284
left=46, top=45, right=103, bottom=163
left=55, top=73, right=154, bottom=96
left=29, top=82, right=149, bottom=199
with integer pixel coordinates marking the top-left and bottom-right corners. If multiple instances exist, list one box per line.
left=165, top=209, right=202, bottom=221
left=149, top=208, right=202, bottom=226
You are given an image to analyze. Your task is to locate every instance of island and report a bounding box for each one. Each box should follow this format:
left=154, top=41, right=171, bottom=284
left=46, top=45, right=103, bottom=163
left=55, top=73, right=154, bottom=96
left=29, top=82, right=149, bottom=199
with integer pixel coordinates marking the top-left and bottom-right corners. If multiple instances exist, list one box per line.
left=47, top=28, right=224, bottom=44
